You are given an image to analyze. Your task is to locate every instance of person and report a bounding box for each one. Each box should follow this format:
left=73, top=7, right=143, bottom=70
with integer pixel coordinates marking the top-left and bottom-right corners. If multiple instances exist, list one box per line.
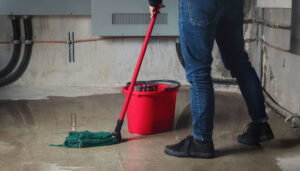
left=148, top=0, right=274, bottom=158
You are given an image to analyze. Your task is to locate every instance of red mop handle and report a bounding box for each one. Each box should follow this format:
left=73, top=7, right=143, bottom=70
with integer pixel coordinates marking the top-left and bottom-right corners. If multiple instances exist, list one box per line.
left=119, top=12, right=158, bottom=121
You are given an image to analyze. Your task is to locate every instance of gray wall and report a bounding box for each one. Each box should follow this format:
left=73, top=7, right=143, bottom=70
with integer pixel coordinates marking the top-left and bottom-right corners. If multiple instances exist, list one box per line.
left=263, top=47, right=300, bottom=115
left=0, top=0, right=257, bottom=88
left=0, top=17, right=12, bottom=70
left=0, top=16, right=187, bottom=87
left=262, top=7, right=300, bottom=115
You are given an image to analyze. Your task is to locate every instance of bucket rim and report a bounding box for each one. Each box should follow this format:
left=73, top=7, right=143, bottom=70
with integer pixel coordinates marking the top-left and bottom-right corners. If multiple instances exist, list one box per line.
left=122, top=84, right=179, bottom=96
left=124, top=80, right=180, bottom=94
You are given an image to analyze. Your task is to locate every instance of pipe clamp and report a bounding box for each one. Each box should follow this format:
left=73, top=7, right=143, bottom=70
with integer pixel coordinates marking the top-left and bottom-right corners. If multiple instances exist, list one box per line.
left=12, top=40, right=21, bottom=44
left=24, top=40, right=33, bottom=44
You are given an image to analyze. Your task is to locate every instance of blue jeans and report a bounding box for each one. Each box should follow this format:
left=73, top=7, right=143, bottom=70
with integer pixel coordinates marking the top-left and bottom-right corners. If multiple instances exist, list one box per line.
left=179, top=0, right=268, bottom=141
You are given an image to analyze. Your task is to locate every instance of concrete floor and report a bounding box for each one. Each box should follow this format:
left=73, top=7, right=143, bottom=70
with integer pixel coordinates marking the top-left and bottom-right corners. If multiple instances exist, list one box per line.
left=0, top=87, right=300, bottom=171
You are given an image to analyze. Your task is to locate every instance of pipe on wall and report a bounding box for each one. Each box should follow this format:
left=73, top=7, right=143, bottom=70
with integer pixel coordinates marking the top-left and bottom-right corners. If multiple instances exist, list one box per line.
left=263, top=91, right=300, bottom=128
left=0, top=16, right=33, bottom=87
left=0, top=16, right=22, bottom=79
left=257, top=8, right=264, bottom=81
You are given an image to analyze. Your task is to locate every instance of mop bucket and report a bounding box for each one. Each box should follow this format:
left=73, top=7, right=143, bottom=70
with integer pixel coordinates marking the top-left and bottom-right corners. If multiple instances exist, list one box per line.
left=122, top=80, right=180, bottom=135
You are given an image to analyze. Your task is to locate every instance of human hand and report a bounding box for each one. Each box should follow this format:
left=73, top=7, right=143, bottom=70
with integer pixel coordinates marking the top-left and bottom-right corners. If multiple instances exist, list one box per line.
left=149, top=3, right=165, bottom=17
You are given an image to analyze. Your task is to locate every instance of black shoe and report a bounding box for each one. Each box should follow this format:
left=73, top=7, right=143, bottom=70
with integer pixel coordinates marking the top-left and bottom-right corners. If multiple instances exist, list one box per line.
left=164, top=135, right=215, bottom=158
left=237, top=122, right=274, bottom=146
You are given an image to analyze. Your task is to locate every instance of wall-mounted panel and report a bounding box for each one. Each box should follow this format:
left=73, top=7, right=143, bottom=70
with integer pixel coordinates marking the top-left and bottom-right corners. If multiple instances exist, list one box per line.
left=291, top=0, right=300, bottom=55
left=257, top=0, right=292, bottom=8
left=91, top=0, right=178, bottom=36
left=0, top=0, right=91, bottom=15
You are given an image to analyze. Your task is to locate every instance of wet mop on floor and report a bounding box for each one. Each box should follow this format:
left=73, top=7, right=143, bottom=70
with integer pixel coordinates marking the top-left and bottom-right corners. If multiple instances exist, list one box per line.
left=50, top=131, right=119, bottom=148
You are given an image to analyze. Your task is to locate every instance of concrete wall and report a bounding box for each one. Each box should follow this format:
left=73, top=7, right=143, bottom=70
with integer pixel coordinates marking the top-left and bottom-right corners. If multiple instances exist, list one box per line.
left=263, top=47, right=300, bottom=115
left=262, top=7, right=300, bottom=115
left=0, top=0, right=257, bottom=88
left=0, top=17, right=12, bottom=70
left=263, top=8, right=292, bottom=51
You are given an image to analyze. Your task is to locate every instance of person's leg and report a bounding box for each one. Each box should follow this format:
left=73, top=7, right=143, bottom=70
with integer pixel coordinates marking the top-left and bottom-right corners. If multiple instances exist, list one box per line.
left=180, top=0, right=219, bottom=142
left=215, top=0, right=273, bottom=145
left=216, top=0, right=267, bottom=122
left=164, top=0, right=219, bottom=158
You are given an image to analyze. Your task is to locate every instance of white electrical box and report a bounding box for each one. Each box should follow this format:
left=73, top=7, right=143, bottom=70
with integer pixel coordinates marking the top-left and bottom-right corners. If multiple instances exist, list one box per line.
left=91, top=0, right=179, bottom=36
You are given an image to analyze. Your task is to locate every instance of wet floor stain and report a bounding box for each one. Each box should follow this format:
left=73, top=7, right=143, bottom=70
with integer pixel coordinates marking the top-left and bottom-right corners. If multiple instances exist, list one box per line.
left=0, top=89, right=300, bottom=170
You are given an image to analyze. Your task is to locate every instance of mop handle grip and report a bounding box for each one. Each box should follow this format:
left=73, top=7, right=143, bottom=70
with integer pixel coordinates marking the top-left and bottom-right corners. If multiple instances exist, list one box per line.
left=119, top=12, right=158, bottom=121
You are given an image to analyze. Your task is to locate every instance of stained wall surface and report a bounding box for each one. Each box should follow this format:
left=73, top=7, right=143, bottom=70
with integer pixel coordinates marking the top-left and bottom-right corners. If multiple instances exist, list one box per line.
left=262, top=7, right=300, bottom=116
left=0, top=0, right=258, bottom=88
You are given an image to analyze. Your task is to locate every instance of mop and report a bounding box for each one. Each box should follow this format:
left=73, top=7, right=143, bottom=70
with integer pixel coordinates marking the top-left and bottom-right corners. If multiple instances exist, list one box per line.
left=51, top=11, right=159, bottom=148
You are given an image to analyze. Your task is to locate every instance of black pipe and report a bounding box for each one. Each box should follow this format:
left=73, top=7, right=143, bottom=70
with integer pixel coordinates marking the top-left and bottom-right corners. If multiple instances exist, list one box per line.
left=0, top=17, right=33, bottom=87
left=0, top=16, right=22, bottom=79
left=175, top=42, right=186, bottom=68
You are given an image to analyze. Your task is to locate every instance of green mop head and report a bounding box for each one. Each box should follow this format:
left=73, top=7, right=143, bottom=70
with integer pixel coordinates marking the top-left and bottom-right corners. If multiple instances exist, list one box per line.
left=50, top=131, right=121, bottom=148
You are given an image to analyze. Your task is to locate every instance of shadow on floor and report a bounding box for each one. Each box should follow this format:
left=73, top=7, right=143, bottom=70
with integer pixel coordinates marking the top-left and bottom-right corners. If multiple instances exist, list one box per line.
left=216, top=145, right=263, bottom=157
left=121, top=135, right=148, bottom=143
left=175, top=103, right=192, bottom=130
left=265, top=138, right=300, bottom=149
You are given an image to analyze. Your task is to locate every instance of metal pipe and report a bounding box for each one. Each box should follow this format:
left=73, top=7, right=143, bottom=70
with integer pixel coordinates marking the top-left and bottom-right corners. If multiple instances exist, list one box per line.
left=0, top=16, right=33, bottom=87
left=68, top=32, right=75, bottom=62
left=263, top=90, right=300, bottom=128
left=0, top=16, right=22, bottom=79
left=257, top=8, right=264, bottom=81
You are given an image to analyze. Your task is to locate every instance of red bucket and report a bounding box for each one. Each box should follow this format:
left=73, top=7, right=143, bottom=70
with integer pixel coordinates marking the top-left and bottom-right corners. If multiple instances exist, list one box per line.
left=122, top=80, right=180, bottom=135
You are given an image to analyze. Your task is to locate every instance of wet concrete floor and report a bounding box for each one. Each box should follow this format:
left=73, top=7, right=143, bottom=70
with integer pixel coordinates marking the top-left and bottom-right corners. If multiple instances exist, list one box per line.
left=0, top=88, right=300, bottom=171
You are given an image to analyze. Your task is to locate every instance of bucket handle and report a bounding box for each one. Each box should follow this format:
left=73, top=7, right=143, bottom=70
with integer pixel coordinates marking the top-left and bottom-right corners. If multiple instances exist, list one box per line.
left=126, top=80, right=158, bottom=92
left=126, top=81, right=157, bottom=87
left=151, top=80, right=181, bottom=92
left=126, top=80, right=180, bottom=92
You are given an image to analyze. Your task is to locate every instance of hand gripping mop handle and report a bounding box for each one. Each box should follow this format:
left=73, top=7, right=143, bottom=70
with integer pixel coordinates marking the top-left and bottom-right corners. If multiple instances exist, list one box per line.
left=114, top=12, right=158, bottom=134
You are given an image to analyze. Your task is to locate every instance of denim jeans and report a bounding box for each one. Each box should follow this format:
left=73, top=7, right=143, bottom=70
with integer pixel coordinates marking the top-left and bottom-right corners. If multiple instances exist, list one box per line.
left=179, top=0, right=268, bottom=141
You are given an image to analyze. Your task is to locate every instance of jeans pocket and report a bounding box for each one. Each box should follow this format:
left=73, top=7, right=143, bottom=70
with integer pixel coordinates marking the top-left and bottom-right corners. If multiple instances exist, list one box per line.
left=187, top=0, right=217, bottom=27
